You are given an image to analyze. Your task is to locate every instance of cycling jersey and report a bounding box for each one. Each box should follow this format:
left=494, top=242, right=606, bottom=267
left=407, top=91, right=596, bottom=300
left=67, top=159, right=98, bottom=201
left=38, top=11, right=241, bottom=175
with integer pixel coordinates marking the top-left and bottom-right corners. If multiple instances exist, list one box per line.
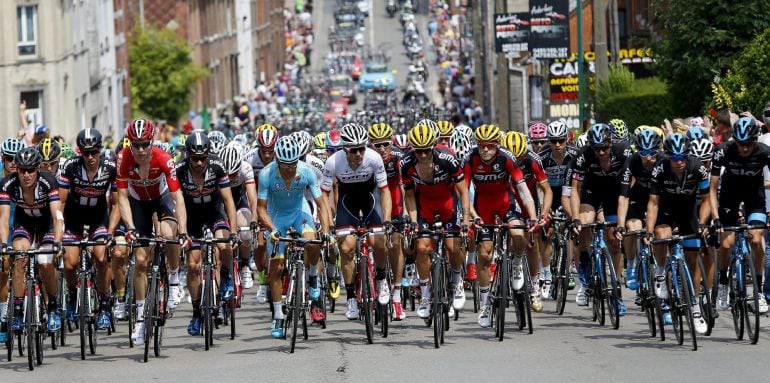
left=401, top=147, right=464, bottom=235
left=464, top=147, right=524, bottom=222
left=515, top=150, right=548, bottom=217
left=58, top=156, right=117, bottom=239
left=321, top=148, right=388, bottom=229
left=0, top=171, right=59, bottom=243
left=571, top=143, right=631, bottom=218
left=229, top=160, right=255, bottom=210
left=538, top=144, right=577, bottom=208
left=711, top=141, right=770, bottom=224
left=116, top=147, right=180, bottom=201
left=619, top=152, right=660, bottom=220
left=176, top=157, right=231, bottom=239
left=244, top=148, right=272, bottom=180
left=649, top=157, right=709, bottom=246
left=303, top=153, right=325, bottom=216
left=382, top=148, right=404, bottom=218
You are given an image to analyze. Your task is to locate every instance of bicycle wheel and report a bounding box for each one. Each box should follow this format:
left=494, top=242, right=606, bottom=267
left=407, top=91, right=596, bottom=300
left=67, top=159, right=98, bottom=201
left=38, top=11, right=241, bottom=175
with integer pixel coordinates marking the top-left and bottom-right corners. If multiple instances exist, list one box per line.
left=79, top=273, right=88, bottom=359
left=728, top=261, right=744, bottom=340
left=361, top=257, right=374, bottom=345
left=521, top=257, right=533, bottom=334
left=126, top=263, right=135, bottom=348
left=143, top=275, right=156, bottom=363
left=589, top=255, right=600, bottom=323
left=471, top=280, right=480, bottom=313
left=678, top=260, right=697, bottom=351
left=380, top=301, right=389, bottom=338
left=742, top=255, right=760, bottom=344
left=35, top=329, right=43, bottom=367
left=202, top=267, right=213, bottom=351
left=638, top=258, right=656, bottom=338
left=603, top=252, right=621, bottom=330
left=554, top=240, right=569, bottom=315
left=696, top=256, right=714, bottom=337
left=667, top=267, right=684, bottom=346
left=56, top=274, right=67, bottom=349
left=229, top=261, right=239, bottom=340
left=289, top=264, right=302, bottom=353
left=6, top=316, right=13, bottom=362
left=26, top=282, right=35, bottom=370
left=431, top=255, right=443, bottom=348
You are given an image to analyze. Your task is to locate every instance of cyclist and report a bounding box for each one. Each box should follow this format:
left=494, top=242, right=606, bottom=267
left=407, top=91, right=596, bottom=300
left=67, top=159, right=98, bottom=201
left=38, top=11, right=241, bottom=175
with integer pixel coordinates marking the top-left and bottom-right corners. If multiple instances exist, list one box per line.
left=466, top=125, right=538, bottom=327
left=313, top=132, right=328, bottom=162
left=208, top=130, right=227, bottom=156
left=0, top=138, right=25, bottom=341
left=368, top=122, right=407, bottom=320
left=37, top=137, right=61, bottom=175
left=244, top=128, right=278, bottom=303
left=646, top=134, right=711, bottom=334
left=401, top=123, right=470, bottom=318
left=110, top=138, right=133, bottom=321
left=0, top=147, right=64, bottom=333
left=116, top=118, right=189, bottom=346
left=710, top=117, right=769, bottom=313
left=570, top=123, right=631, bottom=311
left=528, top=121, right=548, bottom=154
left=58, top=128, right=119, bottom=330
left=616, top=128, right=663, bottom=292
left=176, top=132, right=239, bottom=336
left=258, top=137, right=332, bottom=338
left=609, top=119, right=630, bottom=144
left=321, top=123, right=391, bottom=320
left=436, top=120, right=455, bottom=147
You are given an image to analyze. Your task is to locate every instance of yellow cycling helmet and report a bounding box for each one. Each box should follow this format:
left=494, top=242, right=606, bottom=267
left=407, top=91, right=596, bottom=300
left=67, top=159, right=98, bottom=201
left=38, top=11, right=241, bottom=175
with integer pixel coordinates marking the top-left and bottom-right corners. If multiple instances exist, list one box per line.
left=475, top=124, right=502, bottom=142
left=38, top=138, right=61, bottom=162
left=408, top=124, right=438, bottom=149
left=256, top=123, right=277, bottom=133
left=502, top=131, right=528, bottom=157
left=436, top=120, right=455, bottom=137
left=369, top=123, right=394, bottom=140
left=314, top=132, right=327, bottom=150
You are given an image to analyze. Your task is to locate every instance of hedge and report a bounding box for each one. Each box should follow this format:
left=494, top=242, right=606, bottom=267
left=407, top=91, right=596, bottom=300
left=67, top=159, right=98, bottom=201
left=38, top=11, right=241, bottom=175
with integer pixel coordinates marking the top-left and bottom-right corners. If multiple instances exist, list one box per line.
left=596, top=77, right=675, bottom=128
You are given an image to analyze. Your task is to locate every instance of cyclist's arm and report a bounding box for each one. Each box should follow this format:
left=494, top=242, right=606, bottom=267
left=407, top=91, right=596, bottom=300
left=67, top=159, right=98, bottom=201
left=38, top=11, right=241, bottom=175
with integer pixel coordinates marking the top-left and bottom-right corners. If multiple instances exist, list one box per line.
left=570, top=178, right=582, bottom=220
left=219, top=186, right=238, bottom=233
left=454, top=179, right=470, bottom=225
left=617, top=195, right=629, bottom=229
left=256, top=199, right=276, bottom=233
left=708, top=175, right=720, bottom=220
left=537, top=180, right=553, bottom=218
left=107, top=191, right=121, bottom=235
left=50, top=199, right=63, bottom=243
left=379, top=186, right=392, bottom=222
left=171, top=189, right=187, bottom=235
left=116, top=187, right=135, bottom=230
left=245, top=181, right=259, bottom=224
left=645, top=194, right=659, bottom=234
left=58, top=186, right=69, bottom=214
left=0, top=204, right=9, bottom=242
left=313, top=195, right=332, bottom=235
left=404, top=189, right=417, bottom=223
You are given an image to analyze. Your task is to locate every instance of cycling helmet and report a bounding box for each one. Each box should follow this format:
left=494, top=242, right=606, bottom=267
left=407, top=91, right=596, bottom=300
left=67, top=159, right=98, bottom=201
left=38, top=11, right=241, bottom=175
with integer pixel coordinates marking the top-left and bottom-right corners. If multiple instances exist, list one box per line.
left=732, top=116, right=759, bottom=143
left=60, top=143, right=76, bottom=159
left=76, top=128, right=103, bottom=150
left=415, top=119, right=440, bottom=137
left=369, top=123, right=394, bottom=140
left=587, top=123, right=612, bottom=146
left=275, top=136, right=301, bottom=163
left=690, top=117, right=704, bottom=128
left=528, top=122, right=548, bottom=140
left=207, top=131, right=226, bottom=154
left=256, top=123, right=277, bottom=134
left=220, top=142, right=244, bottom=175
left=547, top=121, right=569, bottom=139
left=609, top=119, right=629, bottom=142
left=392, top=133, right=409, bottom=150
left=449, top=131, right=472, bottom=161
left=37, top=138, right=61, bottom=162
left=101, top=149, right=116, bottom=162
left=685, top=126, right=707, bottom=141
left=15, top=147, right=42, bottom=168
left=290, top=131, right=313, bottom=156
left=455, top=124, right=473, bottom=139
left=116, top=137, right=132, bottom=153
left=186, top=131, right=211, bottom=156
left=690, top=138, right=714, bottom=160
left=126, top=118, right=155, bottom=142
left=635, top=129, right=662, bottom=152
left=663, top=133, right=690, bottom=156
left=340, top=123, right=369, bottom=146
left=326, top=129, right=343, bottom=149
left=475, top=124, right=502, bottom=142
left=575, top=133, right=588, bottom=148
left=408, top=124, right=438, bottom=149
left=436, top=120, right=455, bottom=137
left=153, top=141, right=175, bottom=156
left=2, top=138, right=26, bottom=156
left=256, top=129, right=279, bottom=149
left=233, top=134, right=248, bottom=147
left=176, top=134, right=187, bottom=149
left=502, top=131, right=528, bottom=157
left=314, top=132, right=327, bottom=150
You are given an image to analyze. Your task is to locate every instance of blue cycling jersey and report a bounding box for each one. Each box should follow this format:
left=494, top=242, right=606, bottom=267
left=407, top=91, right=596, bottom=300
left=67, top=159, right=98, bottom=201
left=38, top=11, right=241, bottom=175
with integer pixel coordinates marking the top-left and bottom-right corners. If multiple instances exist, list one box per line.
left=257, top=161, right=321, bottom=216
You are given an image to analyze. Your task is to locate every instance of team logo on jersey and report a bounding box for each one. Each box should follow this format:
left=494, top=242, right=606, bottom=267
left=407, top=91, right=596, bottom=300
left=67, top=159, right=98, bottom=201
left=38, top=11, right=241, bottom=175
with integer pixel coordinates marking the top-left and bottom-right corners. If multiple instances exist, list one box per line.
left=493, top=164, right=500, bottom=171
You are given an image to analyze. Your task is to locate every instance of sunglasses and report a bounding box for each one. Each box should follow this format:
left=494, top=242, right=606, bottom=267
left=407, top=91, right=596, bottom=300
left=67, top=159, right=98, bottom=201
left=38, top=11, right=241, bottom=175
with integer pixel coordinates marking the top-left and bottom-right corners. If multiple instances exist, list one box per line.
left=736, top=140, right=756, bottom=148
left=415, top=148, right=433, bottom=155
left=639, top=149, right=657, bottom=157
left=346, top=146, right=366, bottom=154
left=131, top=141, right=152, bottom=149
left=478, top=142, right=498, bottom=150
left=3, top=155, right=14, bottom=163
left=669, top=154, right=688, bottom=161
left=592, top=145, right=611, bottom=153
left=549, top=138, right=566, bottom=145
left=278, top=160, right=298, bottom=167
left=18, top=167, right=37, bottom=175
left=83, top=150, right=101, bottom=158
left=531, top=140, right=547, bottom=146
left=189, top=155, right=208, bottom=163
left=372, top=142, right=391, bottom=149
left=259, top=148, right=275, bottom=154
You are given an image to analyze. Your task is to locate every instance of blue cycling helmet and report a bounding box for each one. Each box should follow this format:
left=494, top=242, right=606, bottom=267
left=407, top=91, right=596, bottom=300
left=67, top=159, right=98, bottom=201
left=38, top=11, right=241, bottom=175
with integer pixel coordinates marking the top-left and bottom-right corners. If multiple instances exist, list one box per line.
left=732, top=117, right=759, bottom=143
left=587, top=123, right=612, bottom=146
left=275, top=136, right=301, bottom=163
left=635, top=129, right=662, bottom=151
left=685, top=126, right=706, bottom=141
left=663, top=133, right=690, bottom=156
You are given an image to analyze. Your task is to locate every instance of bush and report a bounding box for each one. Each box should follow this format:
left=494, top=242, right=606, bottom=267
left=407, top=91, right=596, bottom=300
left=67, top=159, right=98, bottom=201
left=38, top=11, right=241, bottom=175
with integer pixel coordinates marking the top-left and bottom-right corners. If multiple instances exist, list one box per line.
left=596, top=77, right=675, bottom=128
left=720, top=28, right=770, bottom=116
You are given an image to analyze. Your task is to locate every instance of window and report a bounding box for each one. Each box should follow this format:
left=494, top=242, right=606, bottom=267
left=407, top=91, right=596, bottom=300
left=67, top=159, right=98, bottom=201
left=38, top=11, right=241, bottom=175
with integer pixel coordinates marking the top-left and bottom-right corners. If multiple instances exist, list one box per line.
left=20, top=91, right=43, bottom=127
left=17, top=6, right=38, bottom=57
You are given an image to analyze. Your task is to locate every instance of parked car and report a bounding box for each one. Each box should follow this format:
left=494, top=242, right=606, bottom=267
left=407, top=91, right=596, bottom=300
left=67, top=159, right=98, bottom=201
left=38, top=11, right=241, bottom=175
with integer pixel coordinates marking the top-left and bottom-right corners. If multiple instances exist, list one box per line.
left=328, top=74, right=357, bottom=104
left=358, top=62, right=396, bottom=92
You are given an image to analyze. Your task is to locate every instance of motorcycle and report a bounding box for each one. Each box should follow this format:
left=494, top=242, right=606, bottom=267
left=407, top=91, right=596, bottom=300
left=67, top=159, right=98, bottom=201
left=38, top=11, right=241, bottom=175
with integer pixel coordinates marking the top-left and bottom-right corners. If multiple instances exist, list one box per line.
left=386, top=0, right=397, bottom=17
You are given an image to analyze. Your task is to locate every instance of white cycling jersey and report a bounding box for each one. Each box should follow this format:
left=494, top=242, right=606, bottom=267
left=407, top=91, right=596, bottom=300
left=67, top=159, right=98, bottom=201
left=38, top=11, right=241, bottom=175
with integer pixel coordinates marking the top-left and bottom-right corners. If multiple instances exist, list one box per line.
left=320, top=148, right=388, bottom=194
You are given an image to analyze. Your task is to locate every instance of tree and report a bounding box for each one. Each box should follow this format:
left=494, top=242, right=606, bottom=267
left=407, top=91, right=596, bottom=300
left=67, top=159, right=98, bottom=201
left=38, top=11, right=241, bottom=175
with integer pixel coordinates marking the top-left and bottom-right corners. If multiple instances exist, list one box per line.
left=720, top=28, right=770, bottom=116
left=651, top=0, right=770, bottom=116
left=129, top=25, right=208, bottom=123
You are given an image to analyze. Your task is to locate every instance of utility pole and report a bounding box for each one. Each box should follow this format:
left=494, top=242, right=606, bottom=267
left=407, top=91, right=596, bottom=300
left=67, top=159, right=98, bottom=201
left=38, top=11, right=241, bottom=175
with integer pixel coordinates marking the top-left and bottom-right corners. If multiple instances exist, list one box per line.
left=593, top=0, right=609, bottom=82
left=494, top=0, right=510, bottom=131
left=608, top=0, right=620, bottom=64
left=471, top=0, right=487, bottom=119
left=577, top=0, right=587, bottom=128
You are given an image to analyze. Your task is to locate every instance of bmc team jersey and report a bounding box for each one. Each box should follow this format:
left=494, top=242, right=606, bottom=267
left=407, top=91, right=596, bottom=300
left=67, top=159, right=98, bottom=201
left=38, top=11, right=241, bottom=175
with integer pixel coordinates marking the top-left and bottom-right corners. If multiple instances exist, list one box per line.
left=400, top=147, right=464, bottom=221
left=258, top=161, right=321, bottom=215
left=58, top=156, right=117, bottom=211
left=463, top=147, right=525, bottom=222
left=116, top=147, right=180, bottom=200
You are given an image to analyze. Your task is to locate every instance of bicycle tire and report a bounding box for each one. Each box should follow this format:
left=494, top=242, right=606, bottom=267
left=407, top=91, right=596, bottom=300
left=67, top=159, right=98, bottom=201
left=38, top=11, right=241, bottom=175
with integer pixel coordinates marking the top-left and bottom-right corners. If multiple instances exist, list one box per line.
left=126, top=261, right=135, bottom=348
left=589, top=255, right=599, bottom=323
left=521, top=257, right=533, bottom=334
left=729, top=261, right=744, bottom=340
left=742, top=255, right=760, bottom=344
left=26, top=281, right=35, bottom=371
left=143, top=275, right=156, bottom=363
left=79, top=273, right=87, bottom=360
left=651, top=258, right=665, bottom=341
left=495, top=253, right=507, bottom=340
left=554, top=240, right=569, bottom=315
left=678, top=260, right=697, bottom=351
left=667, top=267, right=684, bottom=345
left=380, top=302, right=389, bottom=338
left=203, top=266, right=213, bottom=351
left=471, top=280, right=480, bottom=313
left=696, top=256, right=714, bottom=336
left=6, top=318, right=14, bottom=362
left=604, top=253, right=621, bottom=330
left=35, top=328, right=43, bottom=366
left=431, top=254, right=443, bottom=348
left=290, top=264, right=302, bottom=353
left=17, top=332, right=24, bottom=357
left=362, top=257, right=374, bottom=345
left=639, top=258, right=656, bottom=338
left=56, top=274, right=67, bottom=348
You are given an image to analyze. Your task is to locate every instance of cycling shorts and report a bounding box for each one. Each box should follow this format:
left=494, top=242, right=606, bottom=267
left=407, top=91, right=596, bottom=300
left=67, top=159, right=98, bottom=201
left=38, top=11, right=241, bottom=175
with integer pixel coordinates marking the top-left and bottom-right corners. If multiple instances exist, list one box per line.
left=416, top=194, right=461, bottom=239
left=335, top=191, right=383, bottom=230
left=580, top=184, right=619, bottom=218
left=268, top=210, right=316, bottom=259
left=129, top=192, right=177, bottom=237
left=188, top=203, right=231, bottom=250
left=63, top=207, right=109, bottom=241
left=719, top=189, right=766, bottom=226
left=655, top=198, right=700, bottom=251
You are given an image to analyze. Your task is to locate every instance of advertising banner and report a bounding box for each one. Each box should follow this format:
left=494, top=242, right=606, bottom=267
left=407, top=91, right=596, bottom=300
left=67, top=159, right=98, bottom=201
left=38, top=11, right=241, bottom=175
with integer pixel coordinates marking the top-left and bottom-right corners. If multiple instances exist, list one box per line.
left=493, top=12, right=531, bottom=53
left=529, top=0, right=570, bottom=59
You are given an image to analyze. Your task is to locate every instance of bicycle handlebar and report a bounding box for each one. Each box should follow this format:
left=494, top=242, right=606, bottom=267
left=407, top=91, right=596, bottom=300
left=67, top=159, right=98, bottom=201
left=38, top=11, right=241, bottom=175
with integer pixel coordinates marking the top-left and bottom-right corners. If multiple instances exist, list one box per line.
left=277, top=237, right=324, bottom=246
left=722, top=224, right=768, bottom=232
left=650, top=233, right=700, bottom=245
left=336, top=227, right=386, bottom=237
left=622, top=230, right=649, bottom=238
left=62, top=239, right=110, bottom=247
left=0, top=248, right=59, bottom=257
left=581, top=221, right=617, bottom=229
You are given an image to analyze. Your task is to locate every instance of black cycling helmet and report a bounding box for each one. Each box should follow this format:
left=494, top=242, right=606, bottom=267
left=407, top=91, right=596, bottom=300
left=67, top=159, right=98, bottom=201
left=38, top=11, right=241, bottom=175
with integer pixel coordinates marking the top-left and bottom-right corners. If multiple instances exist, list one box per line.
left=185, top=131, right=211, bottom=156
left=15, top=147, right=43, bottom=168
left=76, top=128, right=103, bottom=150
left=732, top=116, right=759, bottom=143
left=663, top=133, right=690, bottom=156
left=587, top=123, right=612, bottom=147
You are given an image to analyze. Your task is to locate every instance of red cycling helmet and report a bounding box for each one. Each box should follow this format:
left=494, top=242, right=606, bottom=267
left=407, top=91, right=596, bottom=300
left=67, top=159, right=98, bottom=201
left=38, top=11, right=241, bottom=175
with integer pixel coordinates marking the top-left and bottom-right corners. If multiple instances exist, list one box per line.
left=126, top=118, right=155, bottom=142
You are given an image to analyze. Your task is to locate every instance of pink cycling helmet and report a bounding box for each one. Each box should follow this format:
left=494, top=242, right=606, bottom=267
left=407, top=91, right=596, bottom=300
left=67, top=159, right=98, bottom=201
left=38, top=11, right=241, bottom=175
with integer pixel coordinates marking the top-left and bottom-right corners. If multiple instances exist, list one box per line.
left=528, top=121, right=548, bottom=140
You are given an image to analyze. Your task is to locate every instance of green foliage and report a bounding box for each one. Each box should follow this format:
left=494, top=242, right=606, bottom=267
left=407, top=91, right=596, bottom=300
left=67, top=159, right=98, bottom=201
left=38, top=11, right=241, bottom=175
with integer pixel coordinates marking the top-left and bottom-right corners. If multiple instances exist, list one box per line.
left=596, top=77, right=674, bottom=128
left=650, top=0, right=770, bottom=116
left=129, top=25, right=208, bottom=123
left=720, top=28, right=770, bottom=116
left=594, top=64, right=635, bottom=114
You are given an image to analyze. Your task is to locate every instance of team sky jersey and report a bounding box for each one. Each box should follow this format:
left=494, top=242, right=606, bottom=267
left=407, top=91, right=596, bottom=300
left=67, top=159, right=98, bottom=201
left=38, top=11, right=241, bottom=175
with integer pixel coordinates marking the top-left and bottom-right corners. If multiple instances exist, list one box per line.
left=571, top=143, right=631, bottom=186
left=258, top=161, right=321, bottom=215
left=229, top=160, right=255, bottom=202
left=382, top=148, right=404, bottom=216
left=0, top=171, right=60, bottom=221
left=649, top=157, right=710, bottom=198
left=619, top=151, right=661, bottom=197
left=463, top=147, right=524, bottom=213
left=116, top=147, right=180, bottom=200
left=58, top=156, right=117, bottom=211
left=711, top=141, right=770, bottom=190
left=401, top=147, right=464, bottom=212
left=175, top=157, right=230, bottom=206
left=320, top=148, right=388, bottom=194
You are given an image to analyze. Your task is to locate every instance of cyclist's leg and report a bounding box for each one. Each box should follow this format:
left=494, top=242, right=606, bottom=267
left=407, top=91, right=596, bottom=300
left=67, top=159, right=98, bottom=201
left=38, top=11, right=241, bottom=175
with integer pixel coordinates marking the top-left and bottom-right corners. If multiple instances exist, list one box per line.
left=62, top=229, right=80, bottom=304
left=111, top=232, right=128, bottom=318
left=745, top=202, right=766, bottom=288
left=716, top=199, right=739, bottom=303
left=130, top=198, right=155, bottom=308
left=335, top=195, right=362, bottom=306
left=37, top=230, right=58, bottom=308
left=11, top=234, right=31, bottom=307
left=158, top=194, right=181, bottom=307
left=90, top=225, right=111, bottom=309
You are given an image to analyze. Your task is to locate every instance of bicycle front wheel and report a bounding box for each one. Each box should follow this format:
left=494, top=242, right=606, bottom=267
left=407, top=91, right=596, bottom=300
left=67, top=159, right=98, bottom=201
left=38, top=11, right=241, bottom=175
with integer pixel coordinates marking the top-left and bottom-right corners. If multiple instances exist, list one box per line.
left=496, top=254, right=508, bottom=340
left=554, top=240, right=569, bottom=315
left=667, top=267, right=684, bottom=345
left=26, top=281, right=35, bottom=371
left=678, top=260, right=697, bottom=351
left=431, top=254, right=444, bottom=348
left=289, top=264, right=302, bottom=353
left=79, top=273, right=88, bottom=360
left=143, top=275, right=156, bottom=363
left=202, top=267, right=213, bottom=351
left=362, top=257, right=375, bottom=345
left=603, top=252, right=621, bottom=330
left=696, top=256, right=714, bottom=337
left=728, top=261, right=744, bottom=340
left=742, top=255, right=760, bottom=344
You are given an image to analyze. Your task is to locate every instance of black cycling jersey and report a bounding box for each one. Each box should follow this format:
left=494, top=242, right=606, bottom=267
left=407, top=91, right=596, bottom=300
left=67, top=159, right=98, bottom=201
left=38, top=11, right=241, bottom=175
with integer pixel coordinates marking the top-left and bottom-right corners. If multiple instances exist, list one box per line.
left=176, top=157, right=230, bottom=206
left=619, top=151, right=661, bottom=197
left=58, top=156, right=117, bottom=211
left=711, top=141, right=770, bottom=189
left=571, top=143, right=631, bottom=185
left=650, top=157, right=710, bottom=199
left=0, top=171, right=59, bottom=222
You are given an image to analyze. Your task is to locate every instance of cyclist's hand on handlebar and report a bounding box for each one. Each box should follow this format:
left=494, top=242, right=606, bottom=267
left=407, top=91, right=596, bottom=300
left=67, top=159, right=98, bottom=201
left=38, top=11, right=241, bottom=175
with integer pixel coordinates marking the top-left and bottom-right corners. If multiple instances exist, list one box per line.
left=568, top=218, right=582, bottom=235
left=698, top=224, right=710, bottom=237
left=614, top=227, right=626, bottom=241
left=103, top=234, right=114, bottom=247
left=642, top=231, right=654, bottom=245
left=537, top=214, right=550, bottom=228
left=125, top=229, right=139, bottom=243
left=323, top=233, right=336, bottom=245
left=527, top=219, right=539, bottom=233
left=409, top=222, right=419, bottom=233
left=712, top=219, right=723, bottom=233
left=383, top=220, right=393, bottom=234
left=178, top=233, right=192, bottom=249
left=228, top=233, right=241, bottom=247
left=269, top=229, right=281, bottom=242
left=249, top=221, right=259, bottom=232
left=472, top=217, right=483, bottom=226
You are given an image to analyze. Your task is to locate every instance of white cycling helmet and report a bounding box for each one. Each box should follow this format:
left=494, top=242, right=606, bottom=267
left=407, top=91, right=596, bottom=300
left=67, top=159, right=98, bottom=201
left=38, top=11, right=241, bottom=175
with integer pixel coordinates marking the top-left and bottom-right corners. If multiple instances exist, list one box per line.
left=547, top=120, right=569, bottom=139
left=275, top=136, right=301, bottom=163
left=208, top=131, right=227, bottom=155
left=220, top=142, right=244, bottom=175
left=415, top=118, right=440, bottom=138
left=290, top=131, right=314, bottom=157
left=449, top=131, right=472, bottom=161
left=690, top=138, right=714, bottom=160
left=339, top=123, right=369, bottom=147
left=575, top=133, right=588, bottom=148
left=2, top=138, right=27, bottom=156
left=455, top=123, right=473, bottom=139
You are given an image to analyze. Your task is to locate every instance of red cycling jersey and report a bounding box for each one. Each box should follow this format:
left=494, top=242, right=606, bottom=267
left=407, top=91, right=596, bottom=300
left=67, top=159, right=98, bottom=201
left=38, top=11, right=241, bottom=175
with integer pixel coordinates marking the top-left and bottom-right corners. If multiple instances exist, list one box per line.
left=401, top=147, right=464, bottom=222
left=464, top=147, right=525, bottom=222
left=514, top=150, right=548, bottom=218
left=116, top=147, right=180, bottom=201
